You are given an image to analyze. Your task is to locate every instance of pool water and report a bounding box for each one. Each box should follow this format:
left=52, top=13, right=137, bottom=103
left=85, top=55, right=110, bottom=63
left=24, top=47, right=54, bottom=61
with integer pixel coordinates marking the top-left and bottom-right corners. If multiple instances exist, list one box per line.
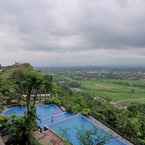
left=2, top=105, right=72, bottom=127
left=3, top=106, right=26, bottom=117
left=36, top=105, right=72, bottom=127
left=2, top=104, right=128, bottom=145
left=51, top=115, right=126, bottom=145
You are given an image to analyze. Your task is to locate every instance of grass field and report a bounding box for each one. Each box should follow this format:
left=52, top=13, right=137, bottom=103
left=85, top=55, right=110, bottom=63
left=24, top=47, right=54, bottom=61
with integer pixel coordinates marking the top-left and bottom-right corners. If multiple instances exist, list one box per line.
left=80, top=79, right=145, bottom=105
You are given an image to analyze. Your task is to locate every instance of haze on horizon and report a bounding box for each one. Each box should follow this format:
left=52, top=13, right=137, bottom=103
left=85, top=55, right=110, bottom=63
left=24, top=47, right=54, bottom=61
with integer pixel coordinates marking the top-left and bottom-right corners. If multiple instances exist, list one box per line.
left=1, top=0, right=145, bottom=67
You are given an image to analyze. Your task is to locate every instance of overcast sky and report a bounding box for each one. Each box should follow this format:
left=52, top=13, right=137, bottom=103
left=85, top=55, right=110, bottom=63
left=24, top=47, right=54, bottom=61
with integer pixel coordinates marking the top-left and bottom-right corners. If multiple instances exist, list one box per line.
left=1, top=0, right=145, bottom=67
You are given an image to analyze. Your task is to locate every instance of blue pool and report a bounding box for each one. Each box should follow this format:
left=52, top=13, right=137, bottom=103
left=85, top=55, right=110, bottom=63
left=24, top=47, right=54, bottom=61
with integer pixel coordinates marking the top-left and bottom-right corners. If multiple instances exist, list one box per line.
left=2, top=104, right=129, bottom=145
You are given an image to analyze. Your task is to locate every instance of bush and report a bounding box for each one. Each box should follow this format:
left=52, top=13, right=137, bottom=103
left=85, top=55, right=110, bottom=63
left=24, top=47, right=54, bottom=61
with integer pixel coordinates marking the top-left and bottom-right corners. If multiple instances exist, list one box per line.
left=82, top=108, right=91, bottom=116
left=30, top=137, right=42, bottom=145
left=0, top=104, right=4, bottom=113
left=48, top=97, right=62, bottom=106
left=0, top=115, right=7, bottom=124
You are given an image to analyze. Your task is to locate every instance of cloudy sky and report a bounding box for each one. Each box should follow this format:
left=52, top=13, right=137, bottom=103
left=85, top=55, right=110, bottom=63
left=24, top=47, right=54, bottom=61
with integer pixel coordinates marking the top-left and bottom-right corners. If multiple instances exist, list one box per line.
left=0, top=0, right=145, bottom=67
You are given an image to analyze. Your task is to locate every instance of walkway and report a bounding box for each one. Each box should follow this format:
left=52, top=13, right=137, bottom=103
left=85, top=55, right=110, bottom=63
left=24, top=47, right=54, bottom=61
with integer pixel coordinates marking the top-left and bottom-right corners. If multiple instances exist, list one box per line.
left=88, top=116, right=134, bottom=145
left=33, top=130, right=64, bottom=145
left=0, top=136, right=5, bottom=145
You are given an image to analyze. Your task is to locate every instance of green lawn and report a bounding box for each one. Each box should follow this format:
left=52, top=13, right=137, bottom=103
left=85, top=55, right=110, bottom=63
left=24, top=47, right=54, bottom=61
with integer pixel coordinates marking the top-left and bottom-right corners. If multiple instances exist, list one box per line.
left=80, top=79, right=145, bottom=104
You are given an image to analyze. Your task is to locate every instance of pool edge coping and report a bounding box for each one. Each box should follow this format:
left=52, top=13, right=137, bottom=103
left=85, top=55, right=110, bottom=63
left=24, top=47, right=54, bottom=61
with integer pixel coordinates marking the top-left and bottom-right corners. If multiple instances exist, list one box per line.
left=86, top=115, right=134, bottom=145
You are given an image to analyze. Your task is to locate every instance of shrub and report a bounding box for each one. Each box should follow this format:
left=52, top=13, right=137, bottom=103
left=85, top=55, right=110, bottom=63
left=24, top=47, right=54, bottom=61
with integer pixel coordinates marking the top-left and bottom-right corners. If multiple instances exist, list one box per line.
left=0, top=115, right=7, bottom=124
left=48, top=97, right=62, bottom=106
left=82, top=108, right=91, bottom=116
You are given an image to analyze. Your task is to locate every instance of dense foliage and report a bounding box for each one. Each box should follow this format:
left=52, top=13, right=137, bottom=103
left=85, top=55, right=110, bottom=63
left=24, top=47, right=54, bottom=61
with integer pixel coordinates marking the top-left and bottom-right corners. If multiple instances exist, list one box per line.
left=77, top=128, right=109, bottom=145
left=0, top=64, right=53, bottom=145
left=53, top=84, right=145, bottom=145
left=1, top=64, right=145, bottom=145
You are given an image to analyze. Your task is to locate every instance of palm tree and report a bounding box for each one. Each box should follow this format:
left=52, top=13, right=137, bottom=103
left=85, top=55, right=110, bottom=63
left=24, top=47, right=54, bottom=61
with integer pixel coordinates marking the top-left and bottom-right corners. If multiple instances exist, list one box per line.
left=12, top=68, right=45, bottom=145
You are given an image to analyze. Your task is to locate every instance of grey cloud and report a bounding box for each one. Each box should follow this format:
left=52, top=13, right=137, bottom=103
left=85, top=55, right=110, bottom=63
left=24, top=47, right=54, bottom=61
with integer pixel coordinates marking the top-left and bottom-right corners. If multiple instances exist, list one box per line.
left=1, top=0, right=145, bottom=66
left=1, top=0, right=145, bottom=53
left=78, top=0, right=145, bottom=49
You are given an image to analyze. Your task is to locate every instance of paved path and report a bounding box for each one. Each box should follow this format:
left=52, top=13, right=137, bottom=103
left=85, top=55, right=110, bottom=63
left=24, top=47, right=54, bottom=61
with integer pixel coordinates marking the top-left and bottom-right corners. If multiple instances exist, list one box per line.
left=0, top=136, right=5, bottom=145
left=88, top=116, right=134, bottom=145
left=33, top=130, right=64, bottom=145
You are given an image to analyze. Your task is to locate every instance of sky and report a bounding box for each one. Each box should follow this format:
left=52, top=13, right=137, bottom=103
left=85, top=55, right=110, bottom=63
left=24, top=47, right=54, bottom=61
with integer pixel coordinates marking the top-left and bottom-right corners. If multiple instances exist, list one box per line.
left=0, top=0, right=145, bottom=67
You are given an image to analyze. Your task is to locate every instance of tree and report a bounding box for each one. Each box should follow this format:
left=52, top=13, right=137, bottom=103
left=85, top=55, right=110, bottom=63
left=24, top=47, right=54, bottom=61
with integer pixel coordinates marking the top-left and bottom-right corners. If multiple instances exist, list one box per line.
left=14, top=69, right=44, bottom=114
left=0, top=76, right=17, bottom=105
left=2, top=115, right=39, bottom=145
left=0, top=64, right=54, bottom=145
left=10, top=68, right=45, bottom=145
left=41, top=75, right=53, bottom=102
left=77, top=127, right=110, bottom=145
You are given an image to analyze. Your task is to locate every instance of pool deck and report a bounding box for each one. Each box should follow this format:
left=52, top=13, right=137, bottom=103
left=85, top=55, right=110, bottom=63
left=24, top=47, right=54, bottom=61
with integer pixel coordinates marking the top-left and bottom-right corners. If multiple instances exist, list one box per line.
left=88, top=116, right=134, bottom=145
left=33, top=129, right=64, bottom=145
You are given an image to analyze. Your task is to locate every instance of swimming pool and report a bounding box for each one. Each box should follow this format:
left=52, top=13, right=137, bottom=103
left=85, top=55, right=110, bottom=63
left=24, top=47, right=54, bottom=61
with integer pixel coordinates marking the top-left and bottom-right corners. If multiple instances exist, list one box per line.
left=2, top=104, right=72, bottom=127
left=2, top=104, right=129, bottom=145
left=50, top=115, right=126, bottom=145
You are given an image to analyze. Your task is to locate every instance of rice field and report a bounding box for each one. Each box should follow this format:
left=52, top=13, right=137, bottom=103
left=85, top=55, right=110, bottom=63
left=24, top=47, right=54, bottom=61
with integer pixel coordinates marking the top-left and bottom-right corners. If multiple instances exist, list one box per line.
left=80, top=79, right=145, bottom=105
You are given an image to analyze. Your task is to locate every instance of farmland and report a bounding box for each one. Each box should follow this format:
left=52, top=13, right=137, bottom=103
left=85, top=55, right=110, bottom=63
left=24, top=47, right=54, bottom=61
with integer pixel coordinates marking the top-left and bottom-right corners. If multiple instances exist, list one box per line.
left=43, top=66, right=145, bottom=107
left=80, top=79, right=145, bottom=105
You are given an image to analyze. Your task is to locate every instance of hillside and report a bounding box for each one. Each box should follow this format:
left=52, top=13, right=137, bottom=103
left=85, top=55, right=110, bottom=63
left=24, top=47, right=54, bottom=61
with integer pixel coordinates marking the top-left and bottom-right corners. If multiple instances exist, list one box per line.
left=0, top=63, right=34, bottom=108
